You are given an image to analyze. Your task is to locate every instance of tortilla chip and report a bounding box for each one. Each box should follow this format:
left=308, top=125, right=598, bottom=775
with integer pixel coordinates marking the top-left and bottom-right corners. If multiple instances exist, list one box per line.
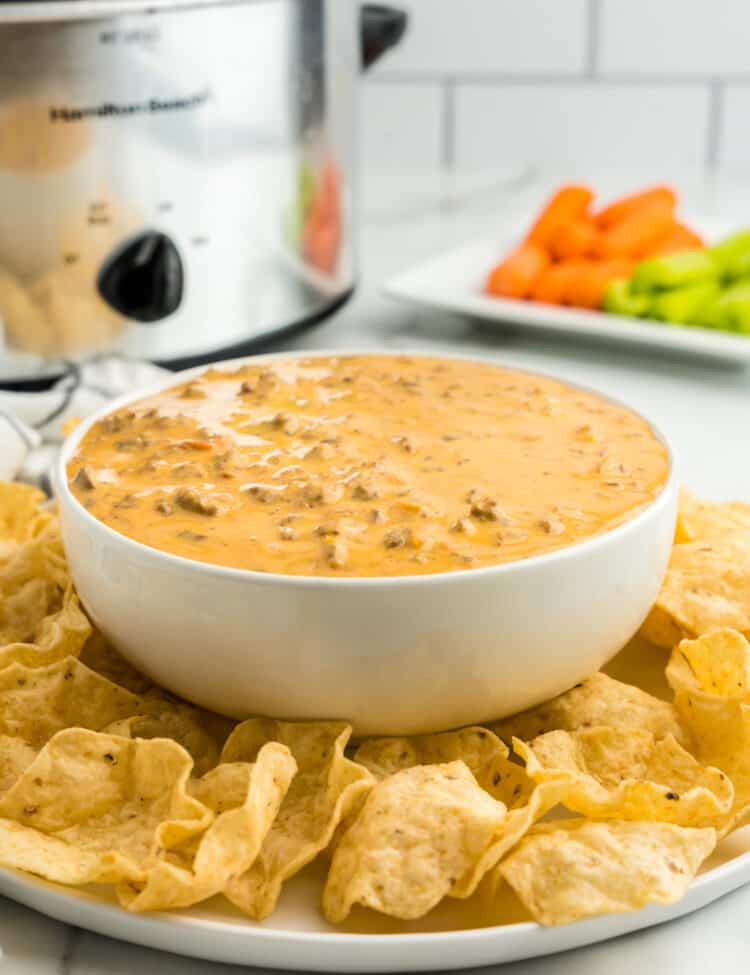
left=641, top=537, right=750, bottom=646
left=1, top=516, right=67, bottom=583
left=355, top=727, right=504, bottom=782
left=515, top=728, right=733, bottom=828
left=0, top=490, right=91, bottom=670
left=667, top=628, right=750, bottom=701
left=667, top=630, right=750, bottom=827
left=491, top=673, right=686, bottom=746
left=0, top=656, right=144, bottom=792
left=322, top=761, right=511, bottom=922
left=220, top=719, right=374, bottom=919
left=0, top=483, right=53, bottom=554
left=499, top=819, right=716, bottom=926
left=675, top=490, right=750, bottom=544
left=691, top=703, right=750, bottom=830
left=354, top=727, right=534, bottom=807
left=0, top=735, right=38, bottom=800
left=79, top=631, right=154, bottom=695
left=0, top=528, right=60, bottom=643
left=357, top=728, right=572, bottom=896
left=641, top=605, right=687, bottom=652
left=104, top=690, right=233, bottom=776
left=0, top=656, right=141, bottom=744
left=0, top=585, right=91, bottom=672
left=603, top=630, right=673, bottom=701
left=0, top=729, right=211, bottom=886
left=0, top=519, right=90, bottom=671
left=119, top=743, right=297, bottom=911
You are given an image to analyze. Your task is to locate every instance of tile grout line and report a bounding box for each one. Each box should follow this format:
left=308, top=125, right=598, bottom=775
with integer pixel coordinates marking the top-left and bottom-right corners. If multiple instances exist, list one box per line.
left=369, top=71, right=750, bottom=88
left=57, top=925, right=81, bottom=975
left=440, top=78, right=456, bottom=172
left=584, top=0, right=601, bottom=78
left=705, top=78, right=725, bottom=171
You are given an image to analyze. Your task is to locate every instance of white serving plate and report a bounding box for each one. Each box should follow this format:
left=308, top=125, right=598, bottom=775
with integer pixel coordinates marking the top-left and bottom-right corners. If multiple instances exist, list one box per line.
left=385, top=236, right=750, bottom=365
left=1, top=831, right=749, bottom=972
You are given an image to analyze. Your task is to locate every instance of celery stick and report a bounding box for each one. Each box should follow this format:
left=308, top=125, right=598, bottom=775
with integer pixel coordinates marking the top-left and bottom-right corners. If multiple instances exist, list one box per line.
left=708, top=230, right=750, bottom=280
left=603, top=279, right=650, bottom=317
left=649, top=282, right=721, bottom=326
left=631, top=251, right=717, bottom=292
left=702, top=281, right=750, bottom=333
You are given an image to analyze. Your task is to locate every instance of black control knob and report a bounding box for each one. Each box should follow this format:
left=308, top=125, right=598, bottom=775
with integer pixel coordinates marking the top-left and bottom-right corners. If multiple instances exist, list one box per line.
left=97, top=231, right=183, bottom=323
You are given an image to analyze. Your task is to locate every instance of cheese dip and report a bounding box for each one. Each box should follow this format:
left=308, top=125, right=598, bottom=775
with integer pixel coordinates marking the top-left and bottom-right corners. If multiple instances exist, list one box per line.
left=67, top=355, right=670, bottom=577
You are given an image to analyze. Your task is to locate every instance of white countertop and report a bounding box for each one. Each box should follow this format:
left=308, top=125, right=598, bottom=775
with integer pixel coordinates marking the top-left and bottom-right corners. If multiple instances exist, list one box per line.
left=3, top=167, right=750, bottom=973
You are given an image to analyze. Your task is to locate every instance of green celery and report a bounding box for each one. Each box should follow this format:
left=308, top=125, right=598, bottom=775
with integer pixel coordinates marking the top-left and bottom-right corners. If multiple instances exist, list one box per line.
left=700, top=281, right=750, bottom=333
left=708, top=230, right=750, bottom=281
left=648, top=282, right=721, bottom=326
left=631, top=251, right=717, bottom=292
left=603, top=279, right=650, bottom=317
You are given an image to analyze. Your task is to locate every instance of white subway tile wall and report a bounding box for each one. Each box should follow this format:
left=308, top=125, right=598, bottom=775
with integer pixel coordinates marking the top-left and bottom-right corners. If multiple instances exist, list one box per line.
left=365, top=0, right=750, bottom=172
left=361, top=83, right=443, bottom=167
left=599, top=0, right=750, bottom=76
left=372, top=0, right=588, bottom=76
left=454, top=84, right=710, bottom=169
left=719, top=87, right=750, bottom=169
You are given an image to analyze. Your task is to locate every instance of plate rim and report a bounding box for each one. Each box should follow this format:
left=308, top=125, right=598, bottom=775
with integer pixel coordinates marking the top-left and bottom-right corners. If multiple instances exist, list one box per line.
left=2, top=845, right=750, bottom=972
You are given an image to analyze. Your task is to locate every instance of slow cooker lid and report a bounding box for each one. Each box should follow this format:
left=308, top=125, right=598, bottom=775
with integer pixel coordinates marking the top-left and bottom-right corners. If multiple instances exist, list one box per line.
left=0, top=0, right=251, bottom=24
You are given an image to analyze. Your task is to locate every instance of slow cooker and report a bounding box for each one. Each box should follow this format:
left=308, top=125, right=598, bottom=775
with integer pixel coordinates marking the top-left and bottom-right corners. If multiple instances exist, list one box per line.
left=0, top=0, right=406, bottom=383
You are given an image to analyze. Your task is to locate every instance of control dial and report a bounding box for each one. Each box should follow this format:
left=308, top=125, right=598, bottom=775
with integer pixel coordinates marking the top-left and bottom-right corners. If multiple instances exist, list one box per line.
left=97, top=231, right=183, bottom=323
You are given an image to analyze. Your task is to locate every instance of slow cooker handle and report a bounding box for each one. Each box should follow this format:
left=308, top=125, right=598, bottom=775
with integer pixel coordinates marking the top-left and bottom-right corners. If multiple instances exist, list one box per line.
left=361, top=4, right=408, bottom=70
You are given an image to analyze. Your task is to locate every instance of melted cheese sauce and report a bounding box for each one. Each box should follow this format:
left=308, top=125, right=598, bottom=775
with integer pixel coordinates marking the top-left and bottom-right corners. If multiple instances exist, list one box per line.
left=67, top=355, right=670, bottom=577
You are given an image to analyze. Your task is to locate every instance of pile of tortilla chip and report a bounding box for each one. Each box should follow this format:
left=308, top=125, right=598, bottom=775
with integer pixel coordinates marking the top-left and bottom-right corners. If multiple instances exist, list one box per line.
left=1, top=483, right=749, bottom=929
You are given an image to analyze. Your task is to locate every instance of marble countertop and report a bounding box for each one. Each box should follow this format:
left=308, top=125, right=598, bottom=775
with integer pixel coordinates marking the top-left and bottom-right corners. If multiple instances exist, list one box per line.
left=3, top=167, right=750, bottom=974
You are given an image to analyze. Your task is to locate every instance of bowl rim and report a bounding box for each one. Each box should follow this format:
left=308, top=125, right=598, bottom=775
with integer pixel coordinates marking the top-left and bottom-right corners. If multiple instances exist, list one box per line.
left=56, top=348, right=678, bottom=589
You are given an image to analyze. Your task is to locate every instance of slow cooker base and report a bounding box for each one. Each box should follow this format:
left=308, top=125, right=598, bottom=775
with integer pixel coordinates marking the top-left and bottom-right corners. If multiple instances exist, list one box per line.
left=0, top=285, right=355, bottom=391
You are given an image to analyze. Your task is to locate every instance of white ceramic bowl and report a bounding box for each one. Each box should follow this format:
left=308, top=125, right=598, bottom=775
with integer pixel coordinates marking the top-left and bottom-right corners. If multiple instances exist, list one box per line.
left=56, top=352, right=678, bottom=736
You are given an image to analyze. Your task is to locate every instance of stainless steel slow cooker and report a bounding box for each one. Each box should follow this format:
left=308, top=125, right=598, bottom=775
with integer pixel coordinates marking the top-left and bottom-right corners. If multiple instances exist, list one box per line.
left=0, top=0, right=406, bottom=383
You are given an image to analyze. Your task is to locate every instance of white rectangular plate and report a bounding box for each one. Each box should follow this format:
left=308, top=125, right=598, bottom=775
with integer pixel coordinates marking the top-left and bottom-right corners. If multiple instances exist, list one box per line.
left=385, top=236, right=750, bottom=365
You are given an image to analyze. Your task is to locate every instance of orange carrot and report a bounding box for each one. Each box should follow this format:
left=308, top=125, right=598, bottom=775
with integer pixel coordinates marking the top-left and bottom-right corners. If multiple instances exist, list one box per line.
left=643, top=221, right=705, bottom=257
left=485, top=243, right=550, bottom=299
left=593, top=200, right=674, bottom=259
left=525, top=185, right=594, bottom=249
left=563, top=259, right=634, bottom=309
left=549, top=219, right=598, bottom=260
left=595, top=185, right=677, bottom=229
left=529, top=262, right=584, bottom=304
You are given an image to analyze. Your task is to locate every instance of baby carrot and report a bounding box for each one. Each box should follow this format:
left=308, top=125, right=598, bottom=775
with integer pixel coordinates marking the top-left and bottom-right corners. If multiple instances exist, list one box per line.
left=644, top=221, right=705, bottom=256
left=529, top=262, right=584, bottom=304
left=485, top=243, right=550, bottom=299
left=549, top=219, right=598, bottom=260
left=563, top=259, right=634, bottom=309
left=525, top=185, right=594, bottom=249
left=595, top=185, right=677, bottom=229
left=593, top=200, right=674, bottom=260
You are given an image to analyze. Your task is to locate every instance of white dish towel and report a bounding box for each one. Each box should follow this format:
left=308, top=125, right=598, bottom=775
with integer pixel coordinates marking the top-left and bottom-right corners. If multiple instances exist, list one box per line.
left=0, top=357, right=167, bottom=490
